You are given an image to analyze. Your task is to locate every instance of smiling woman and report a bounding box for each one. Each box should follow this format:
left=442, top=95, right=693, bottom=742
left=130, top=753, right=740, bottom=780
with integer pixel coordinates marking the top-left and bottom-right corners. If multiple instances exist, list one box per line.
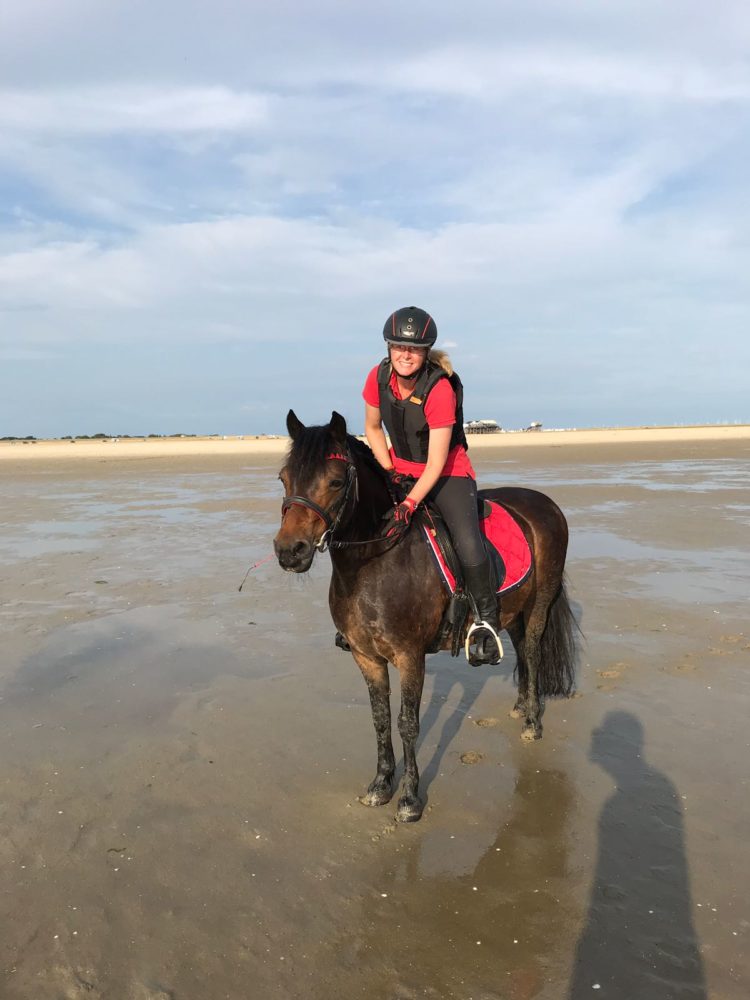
left=362, top=306, right=505, bottom=665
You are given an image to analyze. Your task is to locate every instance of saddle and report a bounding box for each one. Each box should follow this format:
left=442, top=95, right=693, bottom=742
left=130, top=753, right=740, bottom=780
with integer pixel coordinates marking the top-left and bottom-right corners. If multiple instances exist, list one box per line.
left=418, top=495, right=533, bottom=656
left=335, top=483, right=534, bottom=658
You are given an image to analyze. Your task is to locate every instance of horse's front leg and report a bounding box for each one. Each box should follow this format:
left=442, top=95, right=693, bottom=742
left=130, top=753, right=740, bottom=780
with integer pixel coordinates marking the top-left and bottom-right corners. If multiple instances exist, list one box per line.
left=353, top=651, right=396, bottom=806
left=395, top=656, right=426, bottom=823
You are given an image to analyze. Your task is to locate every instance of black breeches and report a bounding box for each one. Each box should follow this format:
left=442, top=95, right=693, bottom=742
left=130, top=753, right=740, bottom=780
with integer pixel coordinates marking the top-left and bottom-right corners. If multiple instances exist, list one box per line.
left=428, top=475, right=486, bottom=569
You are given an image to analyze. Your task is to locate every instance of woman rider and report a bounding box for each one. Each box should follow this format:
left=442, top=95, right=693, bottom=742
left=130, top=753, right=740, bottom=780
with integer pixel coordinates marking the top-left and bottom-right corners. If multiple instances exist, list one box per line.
left=362, top=305, right=502, bottom=665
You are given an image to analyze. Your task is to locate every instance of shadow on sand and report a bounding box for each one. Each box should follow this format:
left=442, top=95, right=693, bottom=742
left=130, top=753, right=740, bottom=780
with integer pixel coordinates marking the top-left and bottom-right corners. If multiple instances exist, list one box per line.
left=568, top=710, right=706, bottom=999
left=418, top=647, right=515, bottom=796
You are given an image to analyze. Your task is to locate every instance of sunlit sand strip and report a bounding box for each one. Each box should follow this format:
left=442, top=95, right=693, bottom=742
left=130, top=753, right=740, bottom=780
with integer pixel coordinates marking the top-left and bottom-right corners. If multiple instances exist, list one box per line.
left=1, top=425, right=749, bottom=462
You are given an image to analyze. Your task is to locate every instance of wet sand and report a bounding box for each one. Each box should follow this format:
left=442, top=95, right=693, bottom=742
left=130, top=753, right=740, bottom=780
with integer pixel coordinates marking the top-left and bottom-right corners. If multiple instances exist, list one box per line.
left=1, top=437, right=748, bottom=999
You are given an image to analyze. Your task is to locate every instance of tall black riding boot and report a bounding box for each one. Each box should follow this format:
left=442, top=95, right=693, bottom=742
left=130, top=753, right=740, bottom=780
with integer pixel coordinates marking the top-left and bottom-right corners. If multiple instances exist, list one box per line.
left=462, top=561, right=502, bottom=666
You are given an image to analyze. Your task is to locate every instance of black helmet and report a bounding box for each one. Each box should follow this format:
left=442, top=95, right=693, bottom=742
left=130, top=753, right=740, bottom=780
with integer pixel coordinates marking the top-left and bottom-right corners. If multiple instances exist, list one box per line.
left=382, top=306, right=437, bottom=348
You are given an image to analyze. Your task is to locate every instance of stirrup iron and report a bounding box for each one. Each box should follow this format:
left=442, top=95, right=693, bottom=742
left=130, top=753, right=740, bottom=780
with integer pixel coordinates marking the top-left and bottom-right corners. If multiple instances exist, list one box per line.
left=464, top=619, right=504, bottom=665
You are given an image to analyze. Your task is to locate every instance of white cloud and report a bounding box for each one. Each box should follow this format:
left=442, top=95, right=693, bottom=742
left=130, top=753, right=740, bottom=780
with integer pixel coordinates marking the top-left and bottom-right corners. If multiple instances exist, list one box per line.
left=381, top=45, right=750, bottom=104
left=0, top=85, right=268, bottom=135
left=1, top=0, right=749, bottom=432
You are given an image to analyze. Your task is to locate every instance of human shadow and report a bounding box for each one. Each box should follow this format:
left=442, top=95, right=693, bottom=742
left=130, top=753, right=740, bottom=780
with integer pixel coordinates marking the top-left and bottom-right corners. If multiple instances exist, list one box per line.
left=568, top=711, right=706, bottom=999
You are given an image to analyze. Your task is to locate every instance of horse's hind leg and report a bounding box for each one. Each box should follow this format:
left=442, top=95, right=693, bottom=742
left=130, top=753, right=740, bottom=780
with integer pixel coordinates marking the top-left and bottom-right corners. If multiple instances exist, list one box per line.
left=354, top=651, right=396, bottom=807
left=506, top=620, right=529, bottom=720
left=519, top=613, right=547, bottom=742
left=394, top=655, right=426, bottom=823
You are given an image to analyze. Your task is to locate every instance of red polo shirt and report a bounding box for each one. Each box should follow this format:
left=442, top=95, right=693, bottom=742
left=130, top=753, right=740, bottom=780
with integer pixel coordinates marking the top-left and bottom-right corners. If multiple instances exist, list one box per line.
left=363, top=365, right=475, bottom=479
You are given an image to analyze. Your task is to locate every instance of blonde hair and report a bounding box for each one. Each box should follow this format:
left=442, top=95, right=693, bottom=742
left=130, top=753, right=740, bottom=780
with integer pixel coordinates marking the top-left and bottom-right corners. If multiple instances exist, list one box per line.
left=428, top=349, right=453, bottom=376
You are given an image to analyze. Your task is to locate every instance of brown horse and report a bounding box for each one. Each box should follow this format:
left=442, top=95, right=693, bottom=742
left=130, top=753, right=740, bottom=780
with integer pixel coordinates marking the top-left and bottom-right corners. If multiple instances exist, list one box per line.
left=274, top=411, right=578, bottom=822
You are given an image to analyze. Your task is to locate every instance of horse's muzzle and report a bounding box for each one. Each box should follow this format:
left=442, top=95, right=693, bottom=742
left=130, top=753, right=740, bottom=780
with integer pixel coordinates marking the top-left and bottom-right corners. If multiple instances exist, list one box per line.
left=274, top=536, right=314, bottom=573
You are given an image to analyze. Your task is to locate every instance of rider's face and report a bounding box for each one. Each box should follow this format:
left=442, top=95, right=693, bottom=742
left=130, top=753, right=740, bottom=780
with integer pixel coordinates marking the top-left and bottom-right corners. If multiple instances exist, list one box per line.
left=390, top=344, right=427, bottom=378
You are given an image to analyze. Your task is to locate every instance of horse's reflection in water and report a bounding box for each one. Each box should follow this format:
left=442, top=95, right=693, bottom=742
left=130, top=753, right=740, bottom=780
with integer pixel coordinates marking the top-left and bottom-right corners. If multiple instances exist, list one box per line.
left=378, top=756, right=577, bottom=999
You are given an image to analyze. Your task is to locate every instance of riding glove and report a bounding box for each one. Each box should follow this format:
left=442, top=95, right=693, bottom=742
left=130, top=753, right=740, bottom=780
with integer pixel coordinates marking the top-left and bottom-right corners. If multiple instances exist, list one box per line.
left=387, top=469, right=416, bottom=501
left=381, top=496, right=418, bottom=538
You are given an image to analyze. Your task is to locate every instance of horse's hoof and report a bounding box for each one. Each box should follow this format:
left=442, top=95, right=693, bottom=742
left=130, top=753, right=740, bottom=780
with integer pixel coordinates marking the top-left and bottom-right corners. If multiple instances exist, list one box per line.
left=509, top=705, right=524, bottom=719
left=359, top=780, right=394, bottom=807
left=521, top=724, right=542, bottom=742
left=396, top=796, right=423, bottom=823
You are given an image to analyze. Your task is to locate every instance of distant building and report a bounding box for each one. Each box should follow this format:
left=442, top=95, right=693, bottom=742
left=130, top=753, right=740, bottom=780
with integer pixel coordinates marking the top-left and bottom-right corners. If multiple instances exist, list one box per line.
left=464, top=419, right=501, bottom=434
left=525, top=421, right=543, bottom=432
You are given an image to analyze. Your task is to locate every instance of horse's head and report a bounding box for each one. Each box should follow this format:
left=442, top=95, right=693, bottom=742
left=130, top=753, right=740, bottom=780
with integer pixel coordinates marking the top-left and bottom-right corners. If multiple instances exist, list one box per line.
left=274, top=409, right=354, bottom=572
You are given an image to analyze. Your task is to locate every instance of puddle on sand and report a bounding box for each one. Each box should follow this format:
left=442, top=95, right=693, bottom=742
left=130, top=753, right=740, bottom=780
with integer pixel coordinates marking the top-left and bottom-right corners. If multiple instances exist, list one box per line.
left=480, top=455, right=750, bottom=493
left=569, top=528, right=750, bottom=605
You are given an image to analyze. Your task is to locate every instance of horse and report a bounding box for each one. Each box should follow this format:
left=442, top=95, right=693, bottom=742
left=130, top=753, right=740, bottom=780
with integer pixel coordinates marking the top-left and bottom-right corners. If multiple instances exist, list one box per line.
left=274, top=410, right=578, bottom=823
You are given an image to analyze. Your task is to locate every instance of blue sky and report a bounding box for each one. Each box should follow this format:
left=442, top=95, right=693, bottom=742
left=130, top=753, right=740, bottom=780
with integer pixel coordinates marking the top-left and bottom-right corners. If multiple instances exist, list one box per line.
left=1, top=0, right=749, bottom=437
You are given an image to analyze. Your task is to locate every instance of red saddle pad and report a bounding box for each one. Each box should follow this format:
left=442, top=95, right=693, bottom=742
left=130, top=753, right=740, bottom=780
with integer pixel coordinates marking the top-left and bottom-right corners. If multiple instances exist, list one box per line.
left=422, top=500, right=533, bottom=596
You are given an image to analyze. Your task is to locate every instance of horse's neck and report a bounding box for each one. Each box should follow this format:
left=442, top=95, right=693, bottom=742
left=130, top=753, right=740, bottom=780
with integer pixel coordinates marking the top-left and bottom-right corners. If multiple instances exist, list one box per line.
left=352, top=460, right=391, bottom=536
left=332, top=457, right=391, bottom=559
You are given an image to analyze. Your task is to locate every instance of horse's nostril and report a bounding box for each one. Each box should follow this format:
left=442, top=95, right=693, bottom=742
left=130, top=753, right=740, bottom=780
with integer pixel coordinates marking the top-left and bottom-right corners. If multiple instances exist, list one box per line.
left=274, top=537, right=312, bottom=569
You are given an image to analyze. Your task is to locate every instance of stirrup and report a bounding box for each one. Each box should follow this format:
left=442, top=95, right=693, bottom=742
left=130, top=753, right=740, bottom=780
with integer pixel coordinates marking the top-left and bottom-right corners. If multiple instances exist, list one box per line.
left=465, top=620, right=504, bottom=666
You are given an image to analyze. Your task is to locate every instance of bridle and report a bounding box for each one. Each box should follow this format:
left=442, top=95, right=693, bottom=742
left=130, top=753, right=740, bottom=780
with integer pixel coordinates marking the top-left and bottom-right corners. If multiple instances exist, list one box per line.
left=280, top=450, right=402, bottom=553
left=281, top=452, right=358, bottom=553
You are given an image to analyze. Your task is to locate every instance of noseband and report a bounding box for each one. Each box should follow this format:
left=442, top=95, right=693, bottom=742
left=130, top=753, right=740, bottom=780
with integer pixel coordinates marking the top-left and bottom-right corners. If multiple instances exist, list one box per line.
left=281, top=452, right=358, bottom=553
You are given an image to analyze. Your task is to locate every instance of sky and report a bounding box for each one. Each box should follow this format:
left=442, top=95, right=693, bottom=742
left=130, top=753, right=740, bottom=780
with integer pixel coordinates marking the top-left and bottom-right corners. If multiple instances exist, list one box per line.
left=1, top=0, right=749, bottom=437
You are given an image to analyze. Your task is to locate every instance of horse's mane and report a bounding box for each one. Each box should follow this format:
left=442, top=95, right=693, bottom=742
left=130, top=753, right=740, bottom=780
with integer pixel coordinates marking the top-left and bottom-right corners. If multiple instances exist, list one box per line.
left=346, top=434, right=389, bottom=483
left=287, top=425, right=388, bottom=487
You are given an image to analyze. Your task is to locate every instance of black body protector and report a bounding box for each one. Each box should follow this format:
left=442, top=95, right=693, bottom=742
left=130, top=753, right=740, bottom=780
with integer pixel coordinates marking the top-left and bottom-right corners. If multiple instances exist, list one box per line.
left=376, top=358, right=469, bottom=464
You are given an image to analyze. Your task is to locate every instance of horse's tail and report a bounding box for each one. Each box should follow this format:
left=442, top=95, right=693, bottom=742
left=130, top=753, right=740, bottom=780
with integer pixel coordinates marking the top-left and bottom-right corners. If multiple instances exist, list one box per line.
left=538, top=575, right=580, bottom=697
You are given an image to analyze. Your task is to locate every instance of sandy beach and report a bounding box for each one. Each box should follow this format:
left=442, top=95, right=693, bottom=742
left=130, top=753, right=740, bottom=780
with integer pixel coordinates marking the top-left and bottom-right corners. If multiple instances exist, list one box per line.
left=2, top=423, right=750, bottom=463
left=1, top=429, right=748, bottom=998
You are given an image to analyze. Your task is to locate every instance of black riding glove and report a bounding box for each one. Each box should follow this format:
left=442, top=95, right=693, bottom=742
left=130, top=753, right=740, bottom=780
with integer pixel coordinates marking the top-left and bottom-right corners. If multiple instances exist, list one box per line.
left=387, top=469, right=415, bottom=501
left=380, top=497, right=417, bottom=539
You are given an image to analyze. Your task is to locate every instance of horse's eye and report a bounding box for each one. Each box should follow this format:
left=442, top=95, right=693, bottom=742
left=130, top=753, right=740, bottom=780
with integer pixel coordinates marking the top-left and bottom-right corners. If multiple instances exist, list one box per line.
left=329, top=478, right=345, bottom=490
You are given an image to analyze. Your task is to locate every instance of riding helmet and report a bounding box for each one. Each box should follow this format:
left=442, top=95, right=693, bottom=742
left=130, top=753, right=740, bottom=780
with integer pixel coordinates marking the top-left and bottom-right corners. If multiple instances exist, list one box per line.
left=382, top=306, right=437, bottom=348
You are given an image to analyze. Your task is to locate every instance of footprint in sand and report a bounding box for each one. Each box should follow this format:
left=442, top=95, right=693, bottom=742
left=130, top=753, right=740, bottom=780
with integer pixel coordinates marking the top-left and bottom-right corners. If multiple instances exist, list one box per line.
left=132, top=985, right=176, bottom=1000
left=371, top=821, right=398, bottom=842
left=460, top=751, right=484, bottom=765
left=667, top=655, right=698, bottom=674
left=714, top=634, right=750, bottom=655
left=596, top=663, right=625, bottom=688
left=473, top=717, right=501, bottom=728
left=603, top=660, right=628, bottom=675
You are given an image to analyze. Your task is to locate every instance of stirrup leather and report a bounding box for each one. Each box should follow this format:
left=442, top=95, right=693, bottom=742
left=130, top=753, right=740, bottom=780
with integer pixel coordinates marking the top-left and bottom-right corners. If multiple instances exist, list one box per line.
left=464, top=619, right=504, bottom=663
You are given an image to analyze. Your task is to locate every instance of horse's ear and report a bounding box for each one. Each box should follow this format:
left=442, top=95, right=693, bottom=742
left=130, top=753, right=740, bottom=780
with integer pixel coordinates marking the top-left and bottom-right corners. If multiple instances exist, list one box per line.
left=330, top=411, right=347, bottom=444
left=287, top=410, right=305, bottom=440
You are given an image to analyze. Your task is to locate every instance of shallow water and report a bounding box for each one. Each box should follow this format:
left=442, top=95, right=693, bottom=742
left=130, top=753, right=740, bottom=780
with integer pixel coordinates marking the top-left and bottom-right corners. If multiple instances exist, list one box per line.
left=1, top=445, right=749, bottom=999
